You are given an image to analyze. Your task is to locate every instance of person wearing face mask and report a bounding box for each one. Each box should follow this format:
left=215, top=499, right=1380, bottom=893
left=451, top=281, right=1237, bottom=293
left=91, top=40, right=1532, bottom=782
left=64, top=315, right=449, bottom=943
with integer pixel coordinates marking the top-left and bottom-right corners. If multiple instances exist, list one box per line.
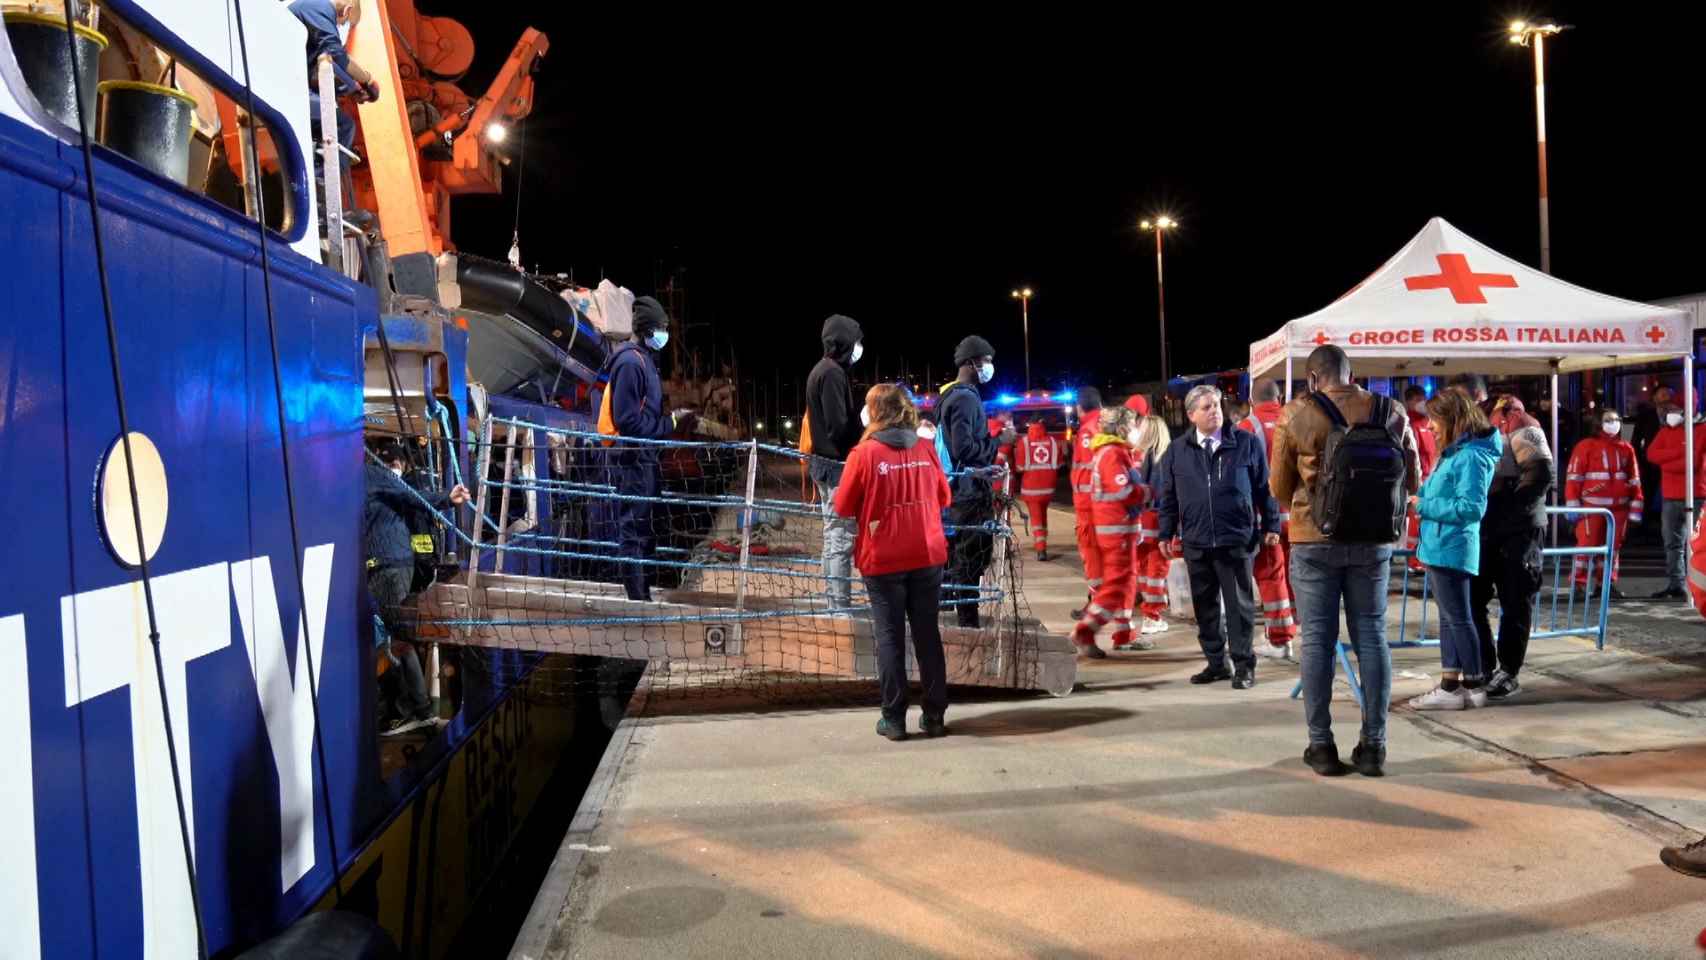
left=1015, top=418, right=1063, bottom=561
left=938, top=336, right=1014, bottom=628
left=834, top=385, right=954, bottom=740
left=364, top=440, right=469, bottom=735
left=1635, top=386, right=1674, bottom=538
left=1564, top=409, right=1644, bottom=601
left=1475, top=396, right=1554, bottom=701
left=594, top=296, right=687, bottom=601
left=1643, top=399, right=1706, bottom=600
left=1068, top=387, right=1105, bottom=619
left=1400, top=385, right=1441, bottom=574
left=1070, top=406, right=1149, bottom=655
left=805, top=314, right=867, bottom=610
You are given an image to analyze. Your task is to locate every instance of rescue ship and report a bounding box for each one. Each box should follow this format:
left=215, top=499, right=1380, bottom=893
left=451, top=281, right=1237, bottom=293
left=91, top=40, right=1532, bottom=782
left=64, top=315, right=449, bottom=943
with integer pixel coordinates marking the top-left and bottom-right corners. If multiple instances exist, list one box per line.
left=0, top=0, right=631, bottom=955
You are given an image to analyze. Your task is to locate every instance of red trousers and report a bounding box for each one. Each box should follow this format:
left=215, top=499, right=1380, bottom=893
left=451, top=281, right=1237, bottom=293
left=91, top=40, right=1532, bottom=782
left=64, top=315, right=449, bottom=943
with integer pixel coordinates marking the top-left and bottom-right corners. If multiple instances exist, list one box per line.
left=1573, top=510, right=1630, bottom=584
left=1135, top=540, right=1169, bottom=620
left=1076, top=508, right=1100, bottom=597
left=1023, top=495, right=1053, bottom=553
left=1252, top=536, right=1296, bottom=644
left=1404, top=511, right=1424, bottom=571
left=1079, top=534, right=1136, bottom=645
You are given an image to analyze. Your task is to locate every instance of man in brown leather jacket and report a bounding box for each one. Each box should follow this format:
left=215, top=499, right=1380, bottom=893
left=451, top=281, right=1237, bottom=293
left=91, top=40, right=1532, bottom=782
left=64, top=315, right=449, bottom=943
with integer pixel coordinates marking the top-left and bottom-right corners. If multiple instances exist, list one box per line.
left=1269, top=345, right=1420, bottom=778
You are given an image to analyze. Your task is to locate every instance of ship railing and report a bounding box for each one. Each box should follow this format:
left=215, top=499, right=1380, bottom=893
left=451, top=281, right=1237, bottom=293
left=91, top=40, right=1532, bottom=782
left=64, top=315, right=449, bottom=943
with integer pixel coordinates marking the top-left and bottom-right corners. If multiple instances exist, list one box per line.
left=315, top=55, right=361, bottom=279
left=1288, top=506, right=1617, bottom=706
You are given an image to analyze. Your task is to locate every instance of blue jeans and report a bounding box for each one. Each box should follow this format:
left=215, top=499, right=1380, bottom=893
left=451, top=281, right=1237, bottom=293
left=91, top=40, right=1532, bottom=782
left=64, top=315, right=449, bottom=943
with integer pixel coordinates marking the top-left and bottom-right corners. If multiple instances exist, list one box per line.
left=818, top=480, right=857, bottom=608
left=1428, top=565, right=1482, bottom=680
left=1291, top=543, right=1393, bottom=747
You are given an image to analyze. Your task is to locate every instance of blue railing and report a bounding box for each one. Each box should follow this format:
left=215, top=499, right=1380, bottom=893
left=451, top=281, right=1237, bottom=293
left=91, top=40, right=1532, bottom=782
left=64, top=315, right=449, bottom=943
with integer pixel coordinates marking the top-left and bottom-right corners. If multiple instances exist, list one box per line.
left=1290, top=506, right=1617, bottom=706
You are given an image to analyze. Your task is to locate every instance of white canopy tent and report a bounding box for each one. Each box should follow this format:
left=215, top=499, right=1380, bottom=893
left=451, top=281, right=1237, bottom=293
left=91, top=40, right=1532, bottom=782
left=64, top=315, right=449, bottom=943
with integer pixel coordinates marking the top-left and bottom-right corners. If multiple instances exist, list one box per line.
left=1247, top=216, right=1694, bottom=560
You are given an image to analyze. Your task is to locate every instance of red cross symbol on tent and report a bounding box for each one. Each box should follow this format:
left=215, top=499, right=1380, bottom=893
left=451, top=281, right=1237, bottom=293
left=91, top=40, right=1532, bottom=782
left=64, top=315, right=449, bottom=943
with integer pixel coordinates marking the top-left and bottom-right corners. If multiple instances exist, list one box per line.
left=1403, top=253, right=1518, bottom=304
left=1312, top=330, right=1331, bottom=345
left=1646, top=324, right=1667, bottom=345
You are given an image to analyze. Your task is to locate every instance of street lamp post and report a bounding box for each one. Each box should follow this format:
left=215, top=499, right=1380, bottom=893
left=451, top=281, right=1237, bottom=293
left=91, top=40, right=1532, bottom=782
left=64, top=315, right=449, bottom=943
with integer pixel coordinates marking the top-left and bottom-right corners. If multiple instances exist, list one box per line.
left=1009, top=287, right=1034, bottom=390
left=1509, top=19, right=1568, bottom=274
left=1139, top=217, right=1177, bottom=382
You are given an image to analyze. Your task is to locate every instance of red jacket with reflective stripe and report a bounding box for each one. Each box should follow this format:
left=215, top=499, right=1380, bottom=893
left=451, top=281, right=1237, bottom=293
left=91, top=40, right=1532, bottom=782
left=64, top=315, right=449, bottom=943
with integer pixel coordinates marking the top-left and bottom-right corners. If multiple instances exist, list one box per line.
left=1645, top=423, right=1706, bottom=499
left=1070, top=409, right=1102, bottom=508
left=1016, top=423, right=1063, bottom=498
left=1565, top=436, right=1644, bottom=522
left=833, top=431, right=954, bottom=576
left=1238, top=401, right=1288, bottom=519
left=1088, top=439, right=1146, bottom=542
left=1406, top=408, right=1439, bottom=479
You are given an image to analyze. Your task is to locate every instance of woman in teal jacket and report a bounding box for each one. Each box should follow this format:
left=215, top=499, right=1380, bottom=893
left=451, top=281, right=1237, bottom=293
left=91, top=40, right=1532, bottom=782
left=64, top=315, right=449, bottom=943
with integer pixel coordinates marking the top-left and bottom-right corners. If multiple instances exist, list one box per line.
left=1408, top=389, right=1502, bottom=711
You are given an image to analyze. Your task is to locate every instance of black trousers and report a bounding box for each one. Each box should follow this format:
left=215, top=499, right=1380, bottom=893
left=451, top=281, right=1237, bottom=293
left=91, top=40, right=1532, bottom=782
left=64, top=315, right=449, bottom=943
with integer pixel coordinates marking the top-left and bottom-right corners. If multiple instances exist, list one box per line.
left=944, top=498, right=995, bottom=627
left=1184, top=544, right=1257, bottom=671
left=864, top=566, right=949, bottom=722
left=1472, top=529, right=1543, bottom=677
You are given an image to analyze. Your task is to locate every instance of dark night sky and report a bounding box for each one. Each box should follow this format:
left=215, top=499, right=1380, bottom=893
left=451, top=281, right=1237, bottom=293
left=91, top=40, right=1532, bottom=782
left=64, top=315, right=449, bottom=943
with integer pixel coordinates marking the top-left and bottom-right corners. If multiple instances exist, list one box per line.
left=442, top=4, right=1704, bottom=396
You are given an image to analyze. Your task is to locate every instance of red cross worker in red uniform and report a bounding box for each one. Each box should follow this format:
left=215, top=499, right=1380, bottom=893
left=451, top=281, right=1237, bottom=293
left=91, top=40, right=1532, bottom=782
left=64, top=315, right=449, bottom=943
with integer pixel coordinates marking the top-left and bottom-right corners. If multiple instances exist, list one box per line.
left=1015, top=419, right=1063, bottom=561
left=1129, top=413, right=1172, bottom=634
left=1400, top=384, right=1441, bottom=572
left=1565, top=408, right=1645, bottom=600
left=1073, top=405, right=1151, bottom=656
left=1236, top=380, right=1297, bottom=658
left=988, top=411, right=1016, bottom=496
left=1068, top=388, right=1105, bottom=619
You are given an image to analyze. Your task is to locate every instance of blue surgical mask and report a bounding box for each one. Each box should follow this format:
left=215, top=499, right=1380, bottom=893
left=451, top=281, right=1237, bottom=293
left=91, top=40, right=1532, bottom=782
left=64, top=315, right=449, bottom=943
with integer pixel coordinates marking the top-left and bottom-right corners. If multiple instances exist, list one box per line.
left=977, top=362, right=994, bottom=384
left=849, top=342, right=863, bottom=364
left=645, top=329, right=670, bottom=351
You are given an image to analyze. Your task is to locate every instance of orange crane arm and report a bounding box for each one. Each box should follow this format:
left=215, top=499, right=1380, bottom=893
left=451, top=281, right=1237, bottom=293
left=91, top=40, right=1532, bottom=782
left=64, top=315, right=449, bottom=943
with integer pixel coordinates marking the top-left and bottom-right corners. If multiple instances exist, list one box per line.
left=441, top=27, right=548, bottom=194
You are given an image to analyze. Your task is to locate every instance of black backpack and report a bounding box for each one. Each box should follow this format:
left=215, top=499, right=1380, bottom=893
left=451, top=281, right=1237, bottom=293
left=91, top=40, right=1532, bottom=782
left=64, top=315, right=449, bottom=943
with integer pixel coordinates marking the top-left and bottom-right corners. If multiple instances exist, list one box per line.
left=1309, top=392, right=1407, bottom=543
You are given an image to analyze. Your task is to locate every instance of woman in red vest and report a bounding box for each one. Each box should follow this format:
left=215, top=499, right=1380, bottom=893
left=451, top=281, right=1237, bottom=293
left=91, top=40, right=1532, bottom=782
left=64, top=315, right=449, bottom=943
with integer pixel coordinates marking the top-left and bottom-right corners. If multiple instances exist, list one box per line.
left=834, top=384, right=955, bottom=740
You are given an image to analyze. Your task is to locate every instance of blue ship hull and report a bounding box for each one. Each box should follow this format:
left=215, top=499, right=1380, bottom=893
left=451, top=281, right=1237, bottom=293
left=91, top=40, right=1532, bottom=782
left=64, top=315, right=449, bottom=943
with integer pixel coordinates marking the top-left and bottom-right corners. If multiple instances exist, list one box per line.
left=0, top=17, right=576, bottom=956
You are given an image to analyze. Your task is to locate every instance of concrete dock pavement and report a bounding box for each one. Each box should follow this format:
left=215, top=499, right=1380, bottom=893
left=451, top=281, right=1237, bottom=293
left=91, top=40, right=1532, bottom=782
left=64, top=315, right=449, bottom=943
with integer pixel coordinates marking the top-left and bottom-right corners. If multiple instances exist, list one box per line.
left=514, top=504, right=1706, bottom=960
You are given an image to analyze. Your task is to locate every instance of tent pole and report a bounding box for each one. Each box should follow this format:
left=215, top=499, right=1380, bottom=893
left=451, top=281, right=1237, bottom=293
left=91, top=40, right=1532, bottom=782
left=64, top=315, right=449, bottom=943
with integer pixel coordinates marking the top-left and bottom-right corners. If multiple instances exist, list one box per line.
left=1550, top=369, right=1560, bottom=547
left=1285, top=352, right=1293, bottom=402
left=1687, top=353, right=1696, bottom=578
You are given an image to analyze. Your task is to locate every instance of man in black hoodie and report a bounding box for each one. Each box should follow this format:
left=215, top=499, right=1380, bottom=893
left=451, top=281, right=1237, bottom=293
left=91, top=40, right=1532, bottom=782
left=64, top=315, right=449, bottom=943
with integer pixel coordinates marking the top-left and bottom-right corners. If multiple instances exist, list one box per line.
left=806, top=314, right=866, bottom=608
left=939, top=335, right=1016, bottom=627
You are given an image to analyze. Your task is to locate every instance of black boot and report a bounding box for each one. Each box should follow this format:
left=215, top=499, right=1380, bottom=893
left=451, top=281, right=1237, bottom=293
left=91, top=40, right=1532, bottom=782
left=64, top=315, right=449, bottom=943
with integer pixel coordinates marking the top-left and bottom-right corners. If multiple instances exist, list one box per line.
left=1304, top=743, right=1349, bottom=777
left=1351, top=740, right=1386, bottom=777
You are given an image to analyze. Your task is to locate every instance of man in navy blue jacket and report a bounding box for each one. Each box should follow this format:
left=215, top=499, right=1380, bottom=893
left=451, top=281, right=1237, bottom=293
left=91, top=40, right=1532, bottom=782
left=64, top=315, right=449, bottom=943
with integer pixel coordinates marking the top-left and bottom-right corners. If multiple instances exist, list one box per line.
left=288, top=0, right=379, bottom=181
left=1157, top=384, right=1280, bottom=689
left=595, top=297, right=682, bottom=600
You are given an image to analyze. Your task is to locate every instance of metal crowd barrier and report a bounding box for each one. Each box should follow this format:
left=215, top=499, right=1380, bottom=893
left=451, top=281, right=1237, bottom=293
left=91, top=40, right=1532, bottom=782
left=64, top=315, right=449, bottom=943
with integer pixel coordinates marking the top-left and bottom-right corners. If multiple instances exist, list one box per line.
left=1290, top=506, right=1617, bottom=707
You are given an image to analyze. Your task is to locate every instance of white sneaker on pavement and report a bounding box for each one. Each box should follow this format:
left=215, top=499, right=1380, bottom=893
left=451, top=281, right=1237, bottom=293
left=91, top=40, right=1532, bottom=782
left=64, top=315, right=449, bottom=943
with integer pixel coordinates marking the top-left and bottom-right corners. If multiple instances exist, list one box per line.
left=1408, top=686, right=1468, bottom=711
left=1256, top=642, right=1290, bottom=660
left=1464, top=686, right=1488, bottom=708
left=1141, top=617, right=1168, bottom=635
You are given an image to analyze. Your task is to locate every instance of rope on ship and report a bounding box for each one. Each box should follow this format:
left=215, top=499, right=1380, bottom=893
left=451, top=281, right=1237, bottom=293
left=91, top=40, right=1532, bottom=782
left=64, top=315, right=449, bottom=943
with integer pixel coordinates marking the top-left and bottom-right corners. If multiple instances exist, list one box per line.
left=57, top=7, right=209, bottom=956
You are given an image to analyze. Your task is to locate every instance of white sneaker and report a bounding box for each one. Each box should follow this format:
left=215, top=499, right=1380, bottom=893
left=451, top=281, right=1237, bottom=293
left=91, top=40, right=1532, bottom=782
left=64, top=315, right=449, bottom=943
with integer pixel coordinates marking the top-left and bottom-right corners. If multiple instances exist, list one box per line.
left=1141, top=617, right=1168, bottom=635
left=1464, top=686, right=1488, bottom=709
left=1408, top=686, right=1468, bottom=711
left=1256, top=642, right=1290, bottom=660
